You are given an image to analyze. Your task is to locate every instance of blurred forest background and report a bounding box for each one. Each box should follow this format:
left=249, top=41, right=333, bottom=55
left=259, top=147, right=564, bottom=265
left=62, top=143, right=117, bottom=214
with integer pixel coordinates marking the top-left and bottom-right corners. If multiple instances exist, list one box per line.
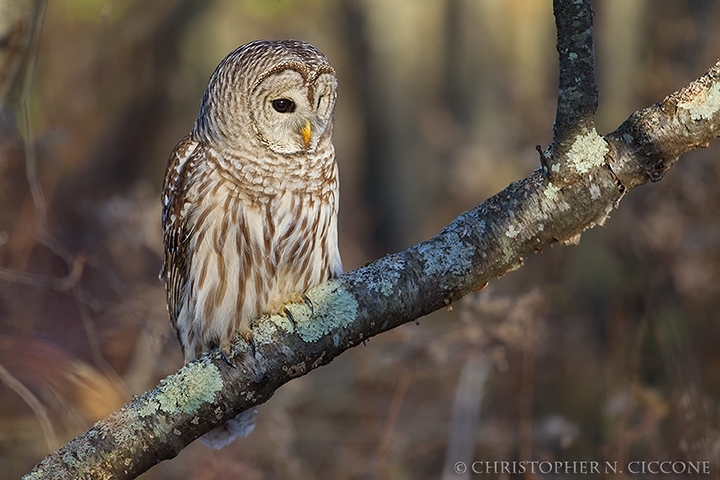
left=1, top=0, right=720, bottom=478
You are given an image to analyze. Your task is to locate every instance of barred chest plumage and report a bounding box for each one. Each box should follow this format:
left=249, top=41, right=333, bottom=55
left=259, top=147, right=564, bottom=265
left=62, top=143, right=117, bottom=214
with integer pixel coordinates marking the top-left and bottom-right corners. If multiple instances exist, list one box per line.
left=172, top=143, right=341, bottom=362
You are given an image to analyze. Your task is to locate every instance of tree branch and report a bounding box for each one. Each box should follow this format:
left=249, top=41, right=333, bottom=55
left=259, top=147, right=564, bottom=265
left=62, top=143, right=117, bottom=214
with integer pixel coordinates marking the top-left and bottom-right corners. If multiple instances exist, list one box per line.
left=548, top=0, right=599, bottom=183
left=553, top=0, right=598, bottom=140
left=23, top=1, right=720, bottom=478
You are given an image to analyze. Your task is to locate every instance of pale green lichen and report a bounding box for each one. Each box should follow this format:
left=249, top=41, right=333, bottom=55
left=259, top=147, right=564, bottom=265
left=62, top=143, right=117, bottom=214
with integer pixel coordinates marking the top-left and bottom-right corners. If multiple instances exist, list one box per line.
left=380, top=279, right=394, bottom=296
left=352, top=258, right=405, bottom=299
left=377, top=258, right=404, bottom=296
left=155, top=361, right=223, bottom=414
left=542, top=182, right=570, bottom=212
left=505, top=224, right=519, bottom=238
left=110, top=362, right=223, bottom=444
left=136, top=398, right=159, bottom=418
left=543, top=182, right=561, bottom=199
left=286, top=278, right=359, bottom=343
left=679, top=81, right=720, bottom=121
left=566, top=130, right=609, bottom=174
left=104, top=411, right=141, bottom=448
left=23, top=468, right=44, bottom=480
left=106, top=362, right=222, bottom=446
left=419, top=231, right=474, bottom=277
left=61, top=442, right=97, bottom=471
left=499, top=234, right=516, bottom=265
left=254, top=278, right=359, bottom=344
left=252, top=317, right=280, bottom=345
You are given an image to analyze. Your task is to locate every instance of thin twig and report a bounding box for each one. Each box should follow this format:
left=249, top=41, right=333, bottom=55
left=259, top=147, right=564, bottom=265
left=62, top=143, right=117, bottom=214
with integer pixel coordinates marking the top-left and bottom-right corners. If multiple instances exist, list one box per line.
left=20, top=0, right=48, bottom=232
left=73, top=283, right=131, bottom=399
left=0, top=251, right=83, bottom=291
left=441, top=356, right=491, bottom=480
left=0, top=362, right=58, bottom=452
left=377, top=373, right=414, bottom=479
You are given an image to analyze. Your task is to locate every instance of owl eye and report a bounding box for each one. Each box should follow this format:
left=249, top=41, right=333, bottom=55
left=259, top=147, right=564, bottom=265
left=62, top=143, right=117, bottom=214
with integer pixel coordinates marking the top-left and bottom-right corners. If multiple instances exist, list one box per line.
left=271, top=98, right=295, bottom=113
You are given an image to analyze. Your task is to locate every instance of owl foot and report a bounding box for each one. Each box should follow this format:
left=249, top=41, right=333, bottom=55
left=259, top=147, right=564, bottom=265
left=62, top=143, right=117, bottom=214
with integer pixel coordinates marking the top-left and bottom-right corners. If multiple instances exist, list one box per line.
left=267, top=291, right=315, bottom=322
left=219, top=342, right=235, bottom=368
left=281, top=306, right=297, bottom=328
left=218, top=330, right=256, bottom=364
left=241, top=330, right=257, bottom=357
left=301, top=292, right=314, bottom=315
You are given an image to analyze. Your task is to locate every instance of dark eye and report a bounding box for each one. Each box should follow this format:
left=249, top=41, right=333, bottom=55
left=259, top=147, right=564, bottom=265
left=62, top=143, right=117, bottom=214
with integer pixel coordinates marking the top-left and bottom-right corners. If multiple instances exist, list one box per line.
left=271, top=98, right=295, bottom=113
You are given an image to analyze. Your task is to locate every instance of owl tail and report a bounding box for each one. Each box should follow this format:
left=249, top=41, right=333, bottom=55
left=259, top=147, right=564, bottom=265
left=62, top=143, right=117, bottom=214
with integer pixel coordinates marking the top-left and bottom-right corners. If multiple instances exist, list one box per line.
left=199, top=407, right=258, bottom=449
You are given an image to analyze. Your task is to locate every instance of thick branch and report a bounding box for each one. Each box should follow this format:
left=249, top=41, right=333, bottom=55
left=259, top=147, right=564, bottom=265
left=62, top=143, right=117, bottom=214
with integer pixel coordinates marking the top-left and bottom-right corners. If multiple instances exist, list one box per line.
left=553, top=0, right=598, bottom=142
left=607, top=65, right=720, bottom=186
left=548, top=0, right=599, bottom=186
left=23, top=59, right=720, bottom=480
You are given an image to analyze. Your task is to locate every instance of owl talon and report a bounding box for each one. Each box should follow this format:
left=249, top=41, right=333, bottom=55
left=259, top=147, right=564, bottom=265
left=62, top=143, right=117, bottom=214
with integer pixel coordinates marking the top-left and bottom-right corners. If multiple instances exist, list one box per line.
left=301, top=293, right=314, bottom=315
left=242, top=330, right=257, bottom=357
left=282, top=306, right=297, bottom=328
left=220, top=344, right=235, bottom=368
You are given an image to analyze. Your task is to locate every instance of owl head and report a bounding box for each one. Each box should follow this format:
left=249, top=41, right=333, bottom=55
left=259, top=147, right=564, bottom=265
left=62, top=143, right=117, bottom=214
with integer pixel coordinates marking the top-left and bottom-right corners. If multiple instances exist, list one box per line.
left=193, top=39, right=338, bottom=156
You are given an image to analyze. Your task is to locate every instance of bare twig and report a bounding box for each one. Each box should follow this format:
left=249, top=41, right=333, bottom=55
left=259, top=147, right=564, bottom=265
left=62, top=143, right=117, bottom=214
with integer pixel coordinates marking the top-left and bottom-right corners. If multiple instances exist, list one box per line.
left=0, top=253, right=83, bottom=291
left=377, top=368, right=438, bottom=479
left=20, top=0, right=47, bottom=232
left=0, top=362, right=58, bottom=452
left=73, top=284, right=130, bottom=400
left=441, top=356, right=491, bottom=480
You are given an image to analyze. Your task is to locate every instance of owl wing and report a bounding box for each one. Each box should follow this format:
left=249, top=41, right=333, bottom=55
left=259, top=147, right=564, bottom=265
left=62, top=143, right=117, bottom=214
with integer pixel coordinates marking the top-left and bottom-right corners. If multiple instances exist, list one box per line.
left=160, top=135, right=202, bottom=336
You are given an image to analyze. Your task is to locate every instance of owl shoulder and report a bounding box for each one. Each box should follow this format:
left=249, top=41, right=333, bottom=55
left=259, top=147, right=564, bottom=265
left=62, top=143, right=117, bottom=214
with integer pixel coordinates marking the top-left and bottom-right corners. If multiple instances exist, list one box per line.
left=160, top=135, right=203, bottom=285
left=162, top=135, right=205, bottom=227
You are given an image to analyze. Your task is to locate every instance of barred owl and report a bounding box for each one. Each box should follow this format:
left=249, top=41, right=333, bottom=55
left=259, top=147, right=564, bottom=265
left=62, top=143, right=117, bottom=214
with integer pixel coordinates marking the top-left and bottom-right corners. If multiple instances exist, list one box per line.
left=160, top=40, right=342, bottom=448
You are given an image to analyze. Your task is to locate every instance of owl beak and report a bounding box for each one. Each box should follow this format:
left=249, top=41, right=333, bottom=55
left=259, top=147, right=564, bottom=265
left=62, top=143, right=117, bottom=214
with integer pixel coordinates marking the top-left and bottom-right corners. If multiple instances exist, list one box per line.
left=300, top=119, right=312, bottom=146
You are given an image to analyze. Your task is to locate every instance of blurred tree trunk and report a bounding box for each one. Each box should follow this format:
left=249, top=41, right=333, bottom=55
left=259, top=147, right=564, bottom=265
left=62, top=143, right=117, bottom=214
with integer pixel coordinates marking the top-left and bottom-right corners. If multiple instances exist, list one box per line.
left=343, top=0, right=446, bottom=252
left=595, top=0, right=648, bottom=133
left=61, top=0, right=214, bottom=204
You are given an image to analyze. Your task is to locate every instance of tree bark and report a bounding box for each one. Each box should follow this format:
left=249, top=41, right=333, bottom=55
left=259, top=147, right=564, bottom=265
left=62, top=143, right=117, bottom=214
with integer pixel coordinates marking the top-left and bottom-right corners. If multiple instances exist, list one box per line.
left=23, top=0, right=720, bottom=478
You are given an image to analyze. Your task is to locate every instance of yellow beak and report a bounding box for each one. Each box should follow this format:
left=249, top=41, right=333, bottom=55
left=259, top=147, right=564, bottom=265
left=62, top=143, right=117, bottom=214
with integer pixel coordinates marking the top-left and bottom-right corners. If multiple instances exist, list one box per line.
left=301, top=119, right=312, bottom=146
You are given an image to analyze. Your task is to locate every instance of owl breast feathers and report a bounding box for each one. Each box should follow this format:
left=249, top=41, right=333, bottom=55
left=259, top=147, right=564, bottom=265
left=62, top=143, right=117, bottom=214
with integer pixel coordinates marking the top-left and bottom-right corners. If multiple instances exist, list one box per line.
left=160, top=40, right=342, bottom=441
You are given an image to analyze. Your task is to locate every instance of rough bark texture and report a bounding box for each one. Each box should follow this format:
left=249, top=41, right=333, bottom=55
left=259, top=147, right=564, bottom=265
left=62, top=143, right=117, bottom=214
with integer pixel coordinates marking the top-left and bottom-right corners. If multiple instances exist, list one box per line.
left=552, top=0, right=598, bottom=144
left=23, top=0, right=720, bottom=478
